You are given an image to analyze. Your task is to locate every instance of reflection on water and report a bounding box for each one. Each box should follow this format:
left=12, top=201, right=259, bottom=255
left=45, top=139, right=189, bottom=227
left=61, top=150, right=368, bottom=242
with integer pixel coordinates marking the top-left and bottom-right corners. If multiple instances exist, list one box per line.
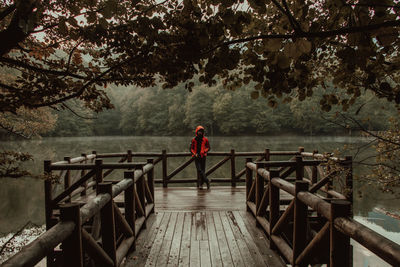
left=353, top=214, right=400, bottom=267
left=0, top=135, right=399, bottom=266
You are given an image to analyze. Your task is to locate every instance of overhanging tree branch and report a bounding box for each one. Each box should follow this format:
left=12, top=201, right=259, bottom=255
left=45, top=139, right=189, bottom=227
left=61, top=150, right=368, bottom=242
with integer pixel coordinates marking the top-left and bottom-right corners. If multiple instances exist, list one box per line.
left=0, top=3, right=16, bottom=20
left=26, top=58, right=132, bottom=108
left=61, top=103, right=97, bottom=120
left=271, top=0, right=302, bottom=32
left=212, top=19, right=400, bottom=50
left=0, top=57, right=87, bottom=80
left=0, top=0, right=39, bottom=57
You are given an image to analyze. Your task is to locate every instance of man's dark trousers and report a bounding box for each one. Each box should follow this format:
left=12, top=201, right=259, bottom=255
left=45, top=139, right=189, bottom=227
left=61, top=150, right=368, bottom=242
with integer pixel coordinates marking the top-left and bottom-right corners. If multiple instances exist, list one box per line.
left=195, top=157, right=209, bottom=186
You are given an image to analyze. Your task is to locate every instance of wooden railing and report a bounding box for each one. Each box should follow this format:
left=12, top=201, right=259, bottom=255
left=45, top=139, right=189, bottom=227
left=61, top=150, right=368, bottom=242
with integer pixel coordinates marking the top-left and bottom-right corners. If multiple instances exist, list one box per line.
left=245, top=150, right=400, bottom=266
left=2, top=159, right=155, bottom=267
left=95, top=149, right=301, bottom=187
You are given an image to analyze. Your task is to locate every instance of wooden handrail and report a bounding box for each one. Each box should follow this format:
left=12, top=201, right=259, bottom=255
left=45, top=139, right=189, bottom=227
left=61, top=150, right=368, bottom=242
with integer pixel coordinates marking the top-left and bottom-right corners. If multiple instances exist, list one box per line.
left=2, top=221, right=76, bottom=267
left=167, top=157, right=195, bottom=180
left=334, top=217, right=400, bottom=266
left=246, top=157, right=400, bottom=267
left=50, top=162, right=148, bottom=171
left=5, top=161, right=156, bottom=267
left=95, top=150, right=300, bottom=158
left=206, top=156, right=230, bottom=176
left=51, top=169, right=96, bottom=206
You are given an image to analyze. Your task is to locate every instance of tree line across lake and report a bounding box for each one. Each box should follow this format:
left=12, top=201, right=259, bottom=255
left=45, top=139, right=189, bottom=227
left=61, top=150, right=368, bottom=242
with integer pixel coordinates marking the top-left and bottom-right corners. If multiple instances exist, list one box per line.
left=45, top=82, right=398, bottom=137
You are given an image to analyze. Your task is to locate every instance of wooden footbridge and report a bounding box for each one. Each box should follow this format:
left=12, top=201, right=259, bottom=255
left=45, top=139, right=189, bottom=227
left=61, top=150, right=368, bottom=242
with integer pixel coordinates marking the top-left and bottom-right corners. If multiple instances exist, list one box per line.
left=2, top=148, right=400, bottom=267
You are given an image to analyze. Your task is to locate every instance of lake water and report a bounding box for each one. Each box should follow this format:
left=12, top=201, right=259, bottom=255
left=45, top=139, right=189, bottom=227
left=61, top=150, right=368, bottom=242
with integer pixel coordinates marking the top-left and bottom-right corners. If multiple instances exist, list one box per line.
left=1, top=135, right=399, bottom=266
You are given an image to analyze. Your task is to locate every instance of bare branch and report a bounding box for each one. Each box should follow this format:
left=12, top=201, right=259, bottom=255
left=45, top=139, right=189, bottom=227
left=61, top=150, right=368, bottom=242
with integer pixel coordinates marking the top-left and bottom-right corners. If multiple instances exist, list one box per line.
left=271, top=0, right=302, bottom=32
left=210, top=19, right=400, bottom=52
left=344, top=2, right=400, bottom=9
left=26, top=58, right=131, bottom=108
left=61, top=103, right=97, bottom=120
left=341, top=113, right=400, bottom=147
left=0, top=122, right=32, bottom=139
left=0, top=221, right=32, bottom=256
left=0, top=3, right=16, bottom=21
left=0, top=56, right=87, bottom=80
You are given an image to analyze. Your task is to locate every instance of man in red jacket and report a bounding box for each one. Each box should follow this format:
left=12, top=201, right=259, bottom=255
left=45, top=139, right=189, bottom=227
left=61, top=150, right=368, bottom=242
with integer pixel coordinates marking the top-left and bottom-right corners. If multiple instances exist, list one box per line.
left=190, top=125, right=210, bottom=189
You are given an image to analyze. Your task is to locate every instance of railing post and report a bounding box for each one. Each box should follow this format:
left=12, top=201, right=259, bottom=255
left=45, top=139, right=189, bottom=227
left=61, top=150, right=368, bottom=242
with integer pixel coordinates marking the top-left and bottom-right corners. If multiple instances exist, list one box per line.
left=245, top=158, right=253, bottom=212
left=264, top=148, right=270, bottom=161
left=98, top=182, right=117, bottom=265
left=330, top=200, right=351, bottom=267
left=231, top=149, right=236, bottom=187
left=162, top=149, right=168, bottom=188
left=95, top=159, right=103, bottom=192
left=92, top=151, right=97, bottom=162
left=44, top=160, right=53, bottom=229
left=293, top=180, right=309, bottom=266
left=127, top=150, right=132, bottom=163
left=64, top=156, right=71, bottom=202
left=147, top=158, right=155, bottom=207
left=60, top=203, right=83, bottom=267
left=81, top=153, right=87, bottom=196
left=311, top=150, right=318, bottom=185
left=298, top=146, right=305, bottom=154
left=295, top=156, right=304, bottom=180
left=326, top=164, right=333, bottom=199
left=269, top=170, right=280, bottom=250
left=124, top=171, right=136, bottom=249
left=344, top=156, right=353, bottom=203
left=137, top=168, right=147, bottom=228
left=255, top=162, right=264, bottom=226
left=44, top=160, right=56, bottom=267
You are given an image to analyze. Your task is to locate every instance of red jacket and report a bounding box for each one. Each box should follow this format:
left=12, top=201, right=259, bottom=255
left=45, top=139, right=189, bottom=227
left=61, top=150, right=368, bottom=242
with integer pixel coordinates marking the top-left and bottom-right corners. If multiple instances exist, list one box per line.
left=190, top=126, right=210, bottom=158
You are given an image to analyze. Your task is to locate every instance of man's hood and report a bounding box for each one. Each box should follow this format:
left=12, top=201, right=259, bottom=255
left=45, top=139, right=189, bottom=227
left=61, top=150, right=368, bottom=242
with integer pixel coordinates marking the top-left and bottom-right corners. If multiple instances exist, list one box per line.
left=195, top=125, right=204, bottom=135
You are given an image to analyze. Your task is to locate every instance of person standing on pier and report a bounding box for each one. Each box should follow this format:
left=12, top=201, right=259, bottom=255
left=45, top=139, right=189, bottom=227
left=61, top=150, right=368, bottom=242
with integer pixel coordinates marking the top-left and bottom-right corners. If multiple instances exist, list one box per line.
left=190, top=125, right=210, bottom=189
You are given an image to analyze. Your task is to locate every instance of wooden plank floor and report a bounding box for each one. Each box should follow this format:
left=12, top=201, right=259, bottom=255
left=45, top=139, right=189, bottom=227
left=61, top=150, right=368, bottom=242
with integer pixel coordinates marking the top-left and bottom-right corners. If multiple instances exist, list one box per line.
left=120, top=186, right=286, bottom=267
left=122, top=211, right=285, bottom=267
left=153, top=186, right=248, bottom=211
left=114, top=186, right=292, bottom=211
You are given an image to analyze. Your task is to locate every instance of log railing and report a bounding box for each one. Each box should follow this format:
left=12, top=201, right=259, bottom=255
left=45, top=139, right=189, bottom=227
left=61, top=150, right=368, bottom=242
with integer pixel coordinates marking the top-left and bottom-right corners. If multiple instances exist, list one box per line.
left=96, top=149, right=301, bottom=187
left=3, top=162, right=155, bottom=267
left=245, top=151, right=400, bottom=266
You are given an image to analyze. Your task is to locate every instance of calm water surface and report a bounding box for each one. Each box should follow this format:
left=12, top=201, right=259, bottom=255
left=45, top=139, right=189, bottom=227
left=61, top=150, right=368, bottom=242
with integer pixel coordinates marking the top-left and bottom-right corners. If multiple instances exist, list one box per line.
left=1, top=135, right=399, bottom=266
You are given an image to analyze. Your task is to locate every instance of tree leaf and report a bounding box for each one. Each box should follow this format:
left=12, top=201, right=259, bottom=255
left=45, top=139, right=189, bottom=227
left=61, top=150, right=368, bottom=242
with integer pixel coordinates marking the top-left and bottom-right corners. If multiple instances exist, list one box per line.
left=251, top=91, right=259, bottom=99
left=266, top=39, right=282, bottom=52
left=297, top=39, right=312, bottom=54
left=277, top=54, right=290, bottom=69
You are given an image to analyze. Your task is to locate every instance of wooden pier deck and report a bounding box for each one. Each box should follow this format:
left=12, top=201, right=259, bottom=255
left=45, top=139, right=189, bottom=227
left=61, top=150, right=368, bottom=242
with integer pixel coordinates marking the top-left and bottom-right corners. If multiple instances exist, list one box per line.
left=6, top=150, right=399, bottom=267
left=122, top=187, right=286, bottom=267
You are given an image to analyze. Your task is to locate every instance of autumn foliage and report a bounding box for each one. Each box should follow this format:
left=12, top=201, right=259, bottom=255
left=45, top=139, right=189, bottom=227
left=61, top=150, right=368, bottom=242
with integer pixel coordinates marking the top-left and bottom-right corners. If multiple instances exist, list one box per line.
left=1, top=0, right=400, bottom=113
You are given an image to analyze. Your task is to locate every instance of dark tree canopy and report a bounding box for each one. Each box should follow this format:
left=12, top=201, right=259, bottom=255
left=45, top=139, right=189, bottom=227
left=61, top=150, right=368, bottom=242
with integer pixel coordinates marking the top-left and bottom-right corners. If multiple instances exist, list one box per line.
left=1, top=0, right=400, bottom=113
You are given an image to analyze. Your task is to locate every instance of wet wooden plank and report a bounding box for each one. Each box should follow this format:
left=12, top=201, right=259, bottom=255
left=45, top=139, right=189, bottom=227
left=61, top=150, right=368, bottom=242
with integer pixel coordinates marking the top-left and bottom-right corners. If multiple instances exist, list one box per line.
left=118, top=187, right=289, bottom=267
left=212, top=211, right=234, bottom=266
left=166, top=212, right=184, bottom=267
left=205, top=212, right=223, bottom=267
left=226, top=211, right=256, bottom=266
left=122, top=212, right=163, bottom=266
left=178, top=213, right=191, bottom=267
left=112, top=186, right=291, bottom=212
left=239, top=210, right=286, bottom=267
left=144, top=212, right=172, bottom=267
left=231, top=211, right=271, bottom=266
left=219, top=211, right=246, bottom=267
left=199, top=240, right=211, bottom=267
left=190, top=213, right=200, bottom=267
left=195, top=212, right=207, bottom=241
left=156, top=212, right=178, bottom=267
left=153, top=187, right=247, bottom=211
